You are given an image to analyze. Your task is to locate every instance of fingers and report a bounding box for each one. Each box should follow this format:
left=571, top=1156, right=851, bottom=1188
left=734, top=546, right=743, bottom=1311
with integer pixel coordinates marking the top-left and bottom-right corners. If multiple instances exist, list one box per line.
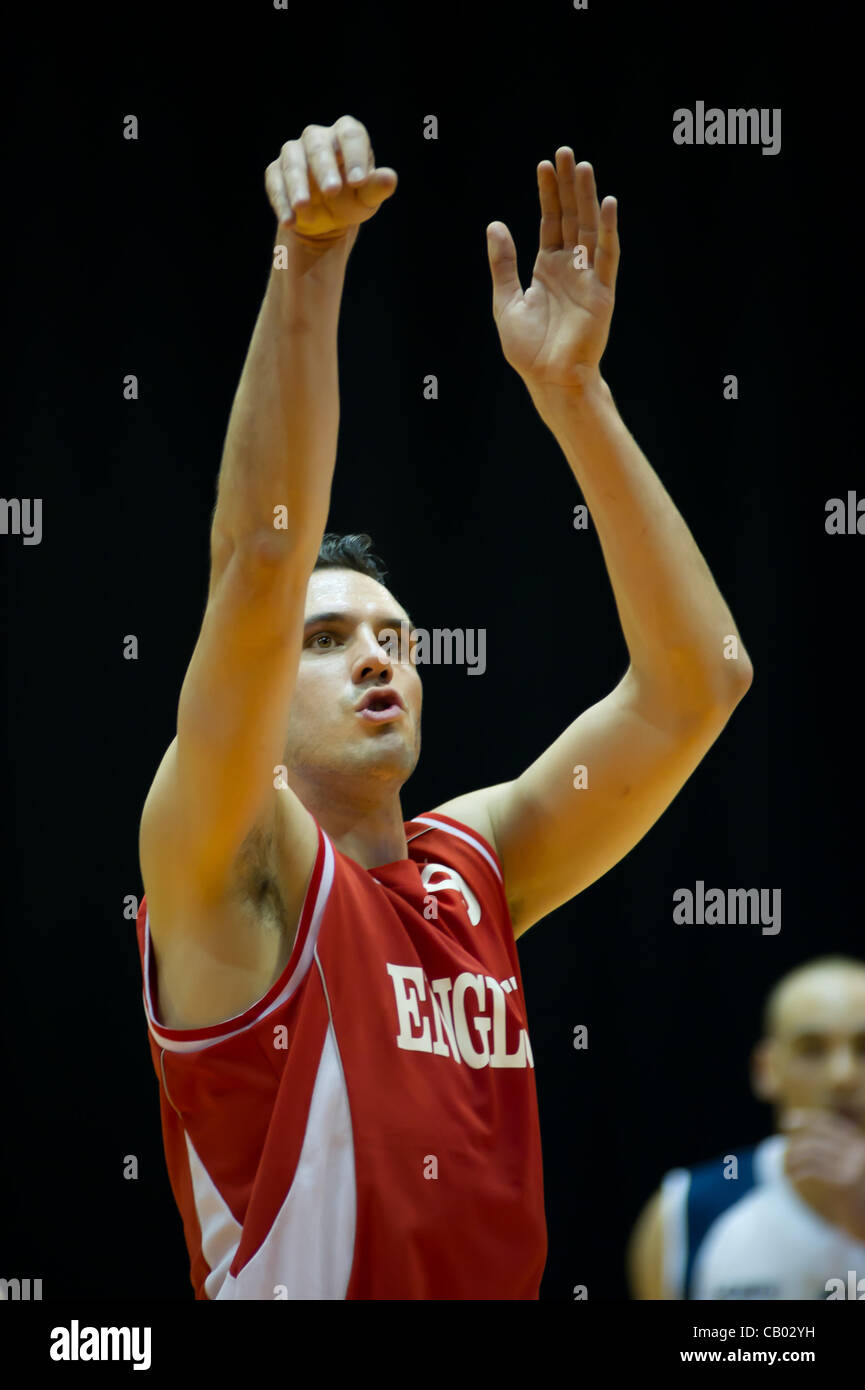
left=789, top=1136, right=850, bottom=1163
left=537, top=150, right=594, bottom=254
left=554, top=150, right=593, bottom=258
left=595, top=193, right=620, bottom=292
left=787, top=1151, right=860, bottom=1185
left=574, top=157, right=599, bottom=264
left=537, top=160, right=562, bottom=252
left=266, top=116, right=396, bottom=229
left=785, top=1110, right=865, bottom=1185
left=486, top=220, right=523, bottom=321
left=265, top=158, right=292, bottom=227
left=351, top=166, right=398, bottom=210
left=278, top=125, right=338, bottom=227
left=332, top=114, right=373, bottom=186
left=302, top=123, right=345, bottom=199
left=536, top=150, right=620, bottom=292
left=275, top=140, right=310, bottom=225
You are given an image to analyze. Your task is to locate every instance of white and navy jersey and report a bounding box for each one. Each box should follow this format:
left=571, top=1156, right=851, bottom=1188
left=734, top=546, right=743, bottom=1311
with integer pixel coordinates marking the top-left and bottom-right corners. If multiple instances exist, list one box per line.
left=659, top=1134, right=865, bottom=1299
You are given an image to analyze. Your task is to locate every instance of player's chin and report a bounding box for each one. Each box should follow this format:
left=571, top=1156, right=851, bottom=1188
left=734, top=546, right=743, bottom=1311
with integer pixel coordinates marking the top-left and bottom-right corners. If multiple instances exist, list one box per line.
left=353, top=723, right=412, bottom=757
left=356, top=713, right=414, bottom=741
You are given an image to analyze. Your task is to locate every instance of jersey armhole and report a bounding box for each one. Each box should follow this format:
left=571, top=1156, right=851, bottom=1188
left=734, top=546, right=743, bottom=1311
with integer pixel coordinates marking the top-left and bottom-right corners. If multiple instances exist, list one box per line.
left=140, top=820, right=332, bottom=1053
left=411, top=810, right=505, bottom=880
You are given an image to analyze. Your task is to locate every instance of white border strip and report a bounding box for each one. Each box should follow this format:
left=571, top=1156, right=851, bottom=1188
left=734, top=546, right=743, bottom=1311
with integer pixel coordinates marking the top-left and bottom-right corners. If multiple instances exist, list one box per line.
left=660, top=1166, right=690, bottom=1299
left=412, top=815, right=502, bottom=882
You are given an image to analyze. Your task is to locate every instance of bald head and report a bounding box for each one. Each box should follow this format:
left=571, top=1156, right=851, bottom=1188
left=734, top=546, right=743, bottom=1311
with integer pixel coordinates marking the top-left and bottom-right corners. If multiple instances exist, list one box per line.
left=752, top=956, right=865, bottom=1131
left=762, top=957, right=865, bottom=1039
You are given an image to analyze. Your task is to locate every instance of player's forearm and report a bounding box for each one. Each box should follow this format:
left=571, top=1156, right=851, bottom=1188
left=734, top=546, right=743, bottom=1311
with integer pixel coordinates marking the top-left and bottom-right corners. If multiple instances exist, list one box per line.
left=211, top=230, right=352, bottom=560
left=530, top=373, right=753, bottom=713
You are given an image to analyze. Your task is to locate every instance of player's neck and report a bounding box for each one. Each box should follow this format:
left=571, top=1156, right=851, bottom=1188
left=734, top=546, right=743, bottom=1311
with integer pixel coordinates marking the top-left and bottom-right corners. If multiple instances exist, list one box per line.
left=298, top=786, right=409, bottom=870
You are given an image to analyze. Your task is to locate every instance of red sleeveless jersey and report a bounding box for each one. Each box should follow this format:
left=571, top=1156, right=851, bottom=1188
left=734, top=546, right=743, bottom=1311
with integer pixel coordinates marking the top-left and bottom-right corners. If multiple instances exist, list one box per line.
left=134, top=809, right=548, bottom=1299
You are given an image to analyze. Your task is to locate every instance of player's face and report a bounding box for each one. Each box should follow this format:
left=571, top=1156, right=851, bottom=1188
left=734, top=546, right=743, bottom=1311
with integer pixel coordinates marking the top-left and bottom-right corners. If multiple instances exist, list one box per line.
left=282, top=567, right=422, bottom=787
left=759, top=973, right=865, bottom=1132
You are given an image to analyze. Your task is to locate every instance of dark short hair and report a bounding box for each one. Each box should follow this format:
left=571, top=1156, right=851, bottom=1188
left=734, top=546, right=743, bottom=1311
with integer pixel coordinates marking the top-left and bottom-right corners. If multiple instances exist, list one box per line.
left=314, top=532, right=389, bottom=587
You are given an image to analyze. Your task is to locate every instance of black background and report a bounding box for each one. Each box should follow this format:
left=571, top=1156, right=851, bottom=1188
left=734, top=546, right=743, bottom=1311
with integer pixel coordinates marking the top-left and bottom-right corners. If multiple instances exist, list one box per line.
left=1, top=0, right=858, bottom=1304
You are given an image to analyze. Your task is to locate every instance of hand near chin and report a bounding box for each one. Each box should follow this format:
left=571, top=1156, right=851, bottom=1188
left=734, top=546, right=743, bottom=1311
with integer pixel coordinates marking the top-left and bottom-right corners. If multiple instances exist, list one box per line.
left=782, top=1108, right=865, bottom=1242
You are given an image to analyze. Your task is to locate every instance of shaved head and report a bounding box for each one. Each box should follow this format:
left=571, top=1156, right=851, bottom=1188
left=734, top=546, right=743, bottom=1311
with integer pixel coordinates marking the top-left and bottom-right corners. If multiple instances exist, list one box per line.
left=762, top=956, right=865, bottom=1038
left=752, top=955, right=865, bottom=1132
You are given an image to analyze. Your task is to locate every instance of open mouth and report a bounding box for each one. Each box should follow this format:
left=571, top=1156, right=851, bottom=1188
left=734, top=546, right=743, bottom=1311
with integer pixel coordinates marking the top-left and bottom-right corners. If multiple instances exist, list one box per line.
left=357, top=695, right=404, bottom=723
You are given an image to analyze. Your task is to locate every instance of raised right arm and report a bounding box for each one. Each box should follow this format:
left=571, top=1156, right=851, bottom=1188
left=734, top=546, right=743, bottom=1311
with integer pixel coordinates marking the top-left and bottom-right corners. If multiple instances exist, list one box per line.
left=140, top=119, right=397, bottom=914
left=144, top=230, right=350, bottom=905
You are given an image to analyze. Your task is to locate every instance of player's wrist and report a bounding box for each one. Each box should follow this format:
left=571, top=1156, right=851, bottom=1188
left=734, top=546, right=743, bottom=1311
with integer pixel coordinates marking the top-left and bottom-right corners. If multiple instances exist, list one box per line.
left=275, top=224, right=356, bottom=256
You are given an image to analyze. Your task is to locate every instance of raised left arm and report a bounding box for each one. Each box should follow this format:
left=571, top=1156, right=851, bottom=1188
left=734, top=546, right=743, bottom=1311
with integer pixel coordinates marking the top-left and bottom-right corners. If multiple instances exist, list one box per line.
left=432, top=151, right=752, bottom=938
left=526, top=370, right=754, bottom=718
left=434, top=669, right=749, bottom=938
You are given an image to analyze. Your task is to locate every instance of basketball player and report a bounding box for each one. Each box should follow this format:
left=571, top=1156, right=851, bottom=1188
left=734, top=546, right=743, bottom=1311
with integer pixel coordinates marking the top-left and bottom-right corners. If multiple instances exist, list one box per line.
left=135, top=115, right=753, bottom=1298
left=627, top=956, right=865, bottom=1299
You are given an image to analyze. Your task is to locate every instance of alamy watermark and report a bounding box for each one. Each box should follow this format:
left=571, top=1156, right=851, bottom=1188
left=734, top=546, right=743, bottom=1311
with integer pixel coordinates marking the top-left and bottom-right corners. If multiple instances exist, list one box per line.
left=0, top=1276, right=42, bottom=1299
left=0, top=498, right=42, bottom=545
left=826, top=1270, right=865, bottom=1299
left=673, top=102, right=781, bottom=156
left=673, top=881, right=781, bottom=935
left=379, top=621, right=486, bottom=676
left=49, top=1320, right=151, bottom=1370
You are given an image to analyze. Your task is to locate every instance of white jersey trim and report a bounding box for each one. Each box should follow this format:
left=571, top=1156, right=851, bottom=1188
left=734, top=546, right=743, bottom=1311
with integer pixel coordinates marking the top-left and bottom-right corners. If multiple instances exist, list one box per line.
left=212, top=1023, right=356, bottom=1300
left=412, top=814, right=503, bottom=883
left=659, top=1166, right=690, bottom=1299
left=183, top=1131, right=243, bottom=1300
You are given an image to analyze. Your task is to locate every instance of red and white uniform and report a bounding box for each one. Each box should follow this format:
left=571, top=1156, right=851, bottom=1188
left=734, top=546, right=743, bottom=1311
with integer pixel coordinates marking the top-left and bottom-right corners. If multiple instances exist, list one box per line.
left=135, top=810, right=548, bottom=1299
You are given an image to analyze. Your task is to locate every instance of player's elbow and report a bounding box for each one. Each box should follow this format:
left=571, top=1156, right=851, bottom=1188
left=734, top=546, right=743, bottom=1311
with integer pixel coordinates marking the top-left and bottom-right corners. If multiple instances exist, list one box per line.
left=730, top=652, right=754, bottom=696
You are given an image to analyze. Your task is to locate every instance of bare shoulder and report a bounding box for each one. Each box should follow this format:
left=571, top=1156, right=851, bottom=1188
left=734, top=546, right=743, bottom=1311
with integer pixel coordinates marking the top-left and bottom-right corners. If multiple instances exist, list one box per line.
left=141, top=754, right=319, bottom=1030
left=626, top=1187, right=666, bottom=1300
left=426, top=782, right=514, bottom=858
